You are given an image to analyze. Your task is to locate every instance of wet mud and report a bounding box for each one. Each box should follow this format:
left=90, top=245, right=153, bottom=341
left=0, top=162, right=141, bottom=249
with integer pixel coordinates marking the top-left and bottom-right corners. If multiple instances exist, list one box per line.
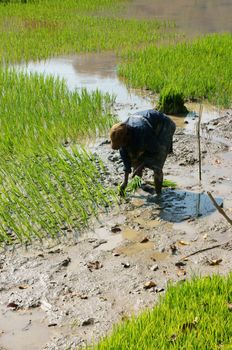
left=1, top=108, right=232, bottom=349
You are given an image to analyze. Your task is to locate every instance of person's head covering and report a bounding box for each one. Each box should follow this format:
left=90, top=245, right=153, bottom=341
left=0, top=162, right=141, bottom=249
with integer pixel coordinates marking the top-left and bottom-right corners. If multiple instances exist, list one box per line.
left=109, top=122, right=128, bottom=150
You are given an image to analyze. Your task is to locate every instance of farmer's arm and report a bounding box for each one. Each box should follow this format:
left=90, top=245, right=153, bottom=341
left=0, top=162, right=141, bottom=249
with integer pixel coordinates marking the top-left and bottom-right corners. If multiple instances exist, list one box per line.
left=119, top=147, right=132, bottom=194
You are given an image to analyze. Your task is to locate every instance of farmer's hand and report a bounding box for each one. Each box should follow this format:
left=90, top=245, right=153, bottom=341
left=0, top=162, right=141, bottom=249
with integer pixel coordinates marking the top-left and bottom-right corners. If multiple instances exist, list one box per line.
left=119, top=171, right=129, bottom=196
left=119, top=181, right=127, bottom=196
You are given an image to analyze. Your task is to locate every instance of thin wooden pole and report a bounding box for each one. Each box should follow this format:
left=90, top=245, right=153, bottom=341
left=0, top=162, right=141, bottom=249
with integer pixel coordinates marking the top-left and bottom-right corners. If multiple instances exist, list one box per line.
left=207, top=191, right=232, bottom=225
left=197, top=104, right=203, bottom=183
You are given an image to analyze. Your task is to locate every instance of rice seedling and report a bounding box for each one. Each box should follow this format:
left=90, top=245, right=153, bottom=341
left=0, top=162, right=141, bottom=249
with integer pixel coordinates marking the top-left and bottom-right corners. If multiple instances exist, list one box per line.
left=0, top=67, right=115, bottom=152
left=127, top=175, right=142, bottom=193
left=162, top=179, right=177, bottom=188
left=119, top=177, right=177, bottom=198
left=0, top=0, right=176, bottom=64
left=118, top=33, right=232, bottom=108
left=0, top=67, right=119, bottom=244
left=93, top=273, right=232, bottom=349
left=157, top=86, right=188, bottom=115
left=1, top=146, right=116, bottom=243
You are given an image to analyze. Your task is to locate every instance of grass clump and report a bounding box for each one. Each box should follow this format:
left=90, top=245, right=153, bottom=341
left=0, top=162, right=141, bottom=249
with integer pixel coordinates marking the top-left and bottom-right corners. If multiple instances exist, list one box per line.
left=157, top=86, right=188, bottom=115
left=93, top=273, right=232, bottom=349
left=118, top=33, right=232, bottom=107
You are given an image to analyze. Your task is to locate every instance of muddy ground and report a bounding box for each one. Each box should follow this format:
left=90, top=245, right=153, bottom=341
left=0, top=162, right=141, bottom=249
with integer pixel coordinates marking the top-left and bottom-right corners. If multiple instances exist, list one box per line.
left=0, top=109, right=232, bottom=350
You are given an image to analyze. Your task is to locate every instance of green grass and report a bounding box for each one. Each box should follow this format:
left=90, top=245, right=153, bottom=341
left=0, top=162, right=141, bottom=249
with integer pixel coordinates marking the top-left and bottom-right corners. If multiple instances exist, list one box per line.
left=93, top=273, right=232, bottom=349
left=118, top=33, right=232, bottom=107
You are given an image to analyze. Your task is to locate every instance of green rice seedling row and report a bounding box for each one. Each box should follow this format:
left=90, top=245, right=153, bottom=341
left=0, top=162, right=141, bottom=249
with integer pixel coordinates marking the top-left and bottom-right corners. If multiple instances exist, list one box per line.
left=118, top=33, right=232, bottom=107
left=0, top=67, right=117, bottom=244
left=93, top=273, right=232, bottom=349
left=0, top=0, right=176, bottom=64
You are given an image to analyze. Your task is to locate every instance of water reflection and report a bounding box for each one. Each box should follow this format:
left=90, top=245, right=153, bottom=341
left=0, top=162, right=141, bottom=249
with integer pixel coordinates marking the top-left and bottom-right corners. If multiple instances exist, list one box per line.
left=15, top=53, right=154, bottom=121
left=15, top=53, right=220, bottom=129
left=123, top=0, right=232, bottom=37
left=144, top=188, right=223, bottom=222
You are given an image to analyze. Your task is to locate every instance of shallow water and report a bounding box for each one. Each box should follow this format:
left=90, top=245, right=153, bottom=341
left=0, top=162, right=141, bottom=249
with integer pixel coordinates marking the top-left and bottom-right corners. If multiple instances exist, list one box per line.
left=14, top=53, right=155, bottom=122
left=123, top=0, right=232, bottom=37
left=0, top=308, right=54, bottom=350
left=157, top=189, right=223, bottom=222
left=130, top=188, right=223, bottom=223
left=15, top=52, right=220, bottom=131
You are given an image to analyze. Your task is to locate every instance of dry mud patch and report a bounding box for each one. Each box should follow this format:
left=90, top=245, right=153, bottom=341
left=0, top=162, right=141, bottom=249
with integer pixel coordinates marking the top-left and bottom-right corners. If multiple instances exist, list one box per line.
left=0, top=111, right=232, bottom=350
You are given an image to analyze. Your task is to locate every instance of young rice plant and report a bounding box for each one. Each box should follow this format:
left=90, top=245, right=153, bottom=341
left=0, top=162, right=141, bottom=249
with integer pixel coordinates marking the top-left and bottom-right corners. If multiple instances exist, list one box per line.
left=93, top=273, right=232, bottom=349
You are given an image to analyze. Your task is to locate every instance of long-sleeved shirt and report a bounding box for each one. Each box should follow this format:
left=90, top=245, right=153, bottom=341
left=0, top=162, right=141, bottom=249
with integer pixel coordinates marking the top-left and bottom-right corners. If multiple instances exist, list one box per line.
left=119, top=109, right=176, bottom=173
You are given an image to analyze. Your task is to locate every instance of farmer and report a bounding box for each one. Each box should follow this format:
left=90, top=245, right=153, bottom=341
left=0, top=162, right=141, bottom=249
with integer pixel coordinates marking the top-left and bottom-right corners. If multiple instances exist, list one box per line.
left=109, top=109, right=176, bottom=195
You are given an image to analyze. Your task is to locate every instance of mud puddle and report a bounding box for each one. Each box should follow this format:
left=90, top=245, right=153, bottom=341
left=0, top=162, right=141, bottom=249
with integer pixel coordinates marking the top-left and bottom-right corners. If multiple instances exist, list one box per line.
left=146, top=189, right=223, bottom=222
left=0, top=308, right=54, bottom=350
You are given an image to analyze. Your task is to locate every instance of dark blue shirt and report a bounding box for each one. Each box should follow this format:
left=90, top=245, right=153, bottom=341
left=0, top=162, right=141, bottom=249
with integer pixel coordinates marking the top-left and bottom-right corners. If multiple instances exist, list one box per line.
left=119, top=109, right=174, bottom=173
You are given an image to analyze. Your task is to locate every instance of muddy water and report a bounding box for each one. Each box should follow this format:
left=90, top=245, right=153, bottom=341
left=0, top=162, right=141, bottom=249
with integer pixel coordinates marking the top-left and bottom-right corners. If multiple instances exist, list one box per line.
left=0, top=308, right=54, bottom=350
left=129, top=188, right=223, bottom=222
left=154, top=189, right=223, bottom=222
left=123, top=0, right=232, bottom=37
left=15, top=53, right=155, bottom=122
left=15, top=52, right=220, bottom=131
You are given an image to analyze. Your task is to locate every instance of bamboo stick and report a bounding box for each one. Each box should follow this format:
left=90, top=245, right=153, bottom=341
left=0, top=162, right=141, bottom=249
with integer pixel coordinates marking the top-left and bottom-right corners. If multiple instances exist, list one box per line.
left=197, top=104, right=203, bottom=183
left=207, top=191, right=232, bottom=225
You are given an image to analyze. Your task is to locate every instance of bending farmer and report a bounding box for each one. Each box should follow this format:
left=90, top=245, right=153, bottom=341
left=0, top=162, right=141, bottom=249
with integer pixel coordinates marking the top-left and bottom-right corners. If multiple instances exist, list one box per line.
left=109, top=109, right=176, bottom=195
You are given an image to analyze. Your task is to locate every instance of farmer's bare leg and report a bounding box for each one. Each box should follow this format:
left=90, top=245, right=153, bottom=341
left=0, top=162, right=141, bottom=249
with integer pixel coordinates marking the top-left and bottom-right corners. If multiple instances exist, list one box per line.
left=153, top=168, right=163, bottom=195
left=144, top=152, right=164, bottom=195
